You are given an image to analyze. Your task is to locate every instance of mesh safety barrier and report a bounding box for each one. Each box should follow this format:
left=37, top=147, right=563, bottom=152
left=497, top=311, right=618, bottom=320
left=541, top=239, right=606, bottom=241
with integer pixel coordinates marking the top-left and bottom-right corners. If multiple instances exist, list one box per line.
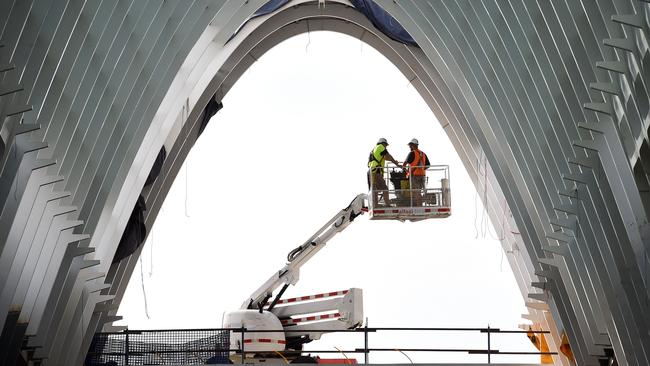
left=86, top=330, right=231, bottom=365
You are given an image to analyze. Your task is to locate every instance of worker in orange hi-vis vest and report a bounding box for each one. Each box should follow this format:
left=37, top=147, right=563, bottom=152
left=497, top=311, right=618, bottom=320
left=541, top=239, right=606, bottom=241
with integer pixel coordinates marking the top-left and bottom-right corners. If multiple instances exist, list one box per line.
left=526, top=326, right=553, bottom=364
left=404, top=138, right=430, bottom=207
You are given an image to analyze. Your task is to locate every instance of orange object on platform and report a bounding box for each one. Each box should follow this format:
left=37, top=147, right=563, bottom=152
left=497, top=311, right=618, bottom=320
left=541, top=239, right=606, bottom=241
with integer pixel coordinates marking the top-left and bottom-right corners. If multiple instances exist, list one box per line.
left=317, top=358, right=357, bottom=364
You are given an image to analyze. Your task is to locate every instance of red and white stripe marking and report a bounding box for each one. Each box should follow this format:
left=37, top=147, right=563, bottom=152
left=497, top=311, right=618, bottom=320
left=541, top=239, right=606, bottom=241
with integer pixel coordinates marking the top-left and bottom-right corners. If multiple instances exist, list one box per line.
left=268, top=290, right=349, bottom=306
left=373, top=207, right=450, bottom=214
left=243, top=338, right=286, bottom=345
left=281, top=312, right=341, bottom=326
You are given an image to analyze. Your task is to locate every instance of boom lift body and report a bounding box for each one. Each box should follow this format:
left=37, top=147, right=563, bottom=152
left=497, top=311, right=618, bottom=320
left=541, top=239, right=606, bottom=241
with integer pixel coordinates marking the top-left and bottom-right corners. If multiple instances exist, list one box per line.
left=224, top=194, right=367, bottom=362
left=224, top=165, right=451, bottom=363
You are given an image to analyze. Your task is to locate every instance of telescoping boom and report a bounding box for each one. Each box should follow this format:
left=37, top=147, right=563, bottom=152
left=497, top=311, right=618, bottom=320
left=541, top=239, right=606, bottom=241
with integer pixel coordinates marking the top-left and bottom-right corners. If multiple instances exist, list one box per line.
left=241, top=193, right=368, bottom=311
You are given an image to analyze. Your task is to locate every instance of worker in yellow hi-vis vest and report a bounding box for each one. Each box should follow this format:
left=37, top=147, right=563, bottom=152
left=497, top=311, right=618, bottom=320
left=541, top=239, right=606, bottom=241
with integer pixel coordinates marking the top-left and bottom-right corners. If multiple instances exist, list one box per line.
left=368, top=138, right=401, bottom=207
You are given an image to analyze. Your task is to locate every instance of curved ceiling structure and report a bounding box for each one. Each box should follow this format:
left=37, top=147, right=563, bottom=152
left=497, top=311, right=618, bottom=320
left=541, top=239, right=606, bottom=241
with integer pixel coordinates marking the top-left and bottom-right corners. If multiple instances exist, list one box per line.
left=0, top=1, right=649, bottom=365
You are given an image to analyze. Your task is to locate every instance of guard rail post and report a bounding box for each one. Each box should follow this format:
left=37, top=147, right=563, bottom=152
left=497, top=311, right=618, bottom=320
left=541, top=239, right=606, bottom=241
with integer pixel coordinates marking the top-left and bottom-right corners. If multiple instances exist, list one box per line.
left=240, top=326, right=246, bottom=364
left=124, top=329, right=130, bottom=365
left=487, top=325, right=491, bottom=364
left=364, top=325, right=369, bottom=364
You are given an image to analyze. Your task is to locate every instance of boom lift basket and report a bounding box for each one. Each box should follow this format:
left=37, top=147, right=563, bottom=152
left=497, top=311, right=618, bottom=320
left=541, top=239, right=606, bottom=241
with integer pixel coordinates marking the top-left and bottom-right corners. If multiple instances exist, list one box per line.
left=368, top=164, right=451, bottom=221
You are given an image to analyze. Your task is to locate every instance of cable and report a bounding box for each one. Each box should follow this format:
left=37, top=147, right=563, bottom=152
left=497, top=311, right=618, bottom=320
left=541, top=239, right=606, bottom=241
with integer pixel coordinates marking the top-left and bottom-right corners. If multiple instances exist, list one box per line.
left=474, top=153, right=481, bottom=239
left=643, top=249, right=648, bottom=306
left=499, top=201, right=507, bottom=239
left=485, top=199, right=507, bottom=241
left=184, top=100, right=191, bottom=218
left=500, top=246, right=505, bottom=272
left=394, top=349, right=414, bottom=364
left=81, top=285, right=85, bottom=358
left=274, top=351, right=289, bottom=364
left=287, top=244, right=306, bottom=262
left=140, top=257, right=151, bottom=319
left=149, top=229, right=154, bottom=277
left=334, top=346, right=351, bottom=362
left=13, top=141, right=17, bottom=201
left=481, top=153, right=488, bottom=239
left=184, top=159, right=190, bottom=218
left=305, top=21, right=311, bottom=53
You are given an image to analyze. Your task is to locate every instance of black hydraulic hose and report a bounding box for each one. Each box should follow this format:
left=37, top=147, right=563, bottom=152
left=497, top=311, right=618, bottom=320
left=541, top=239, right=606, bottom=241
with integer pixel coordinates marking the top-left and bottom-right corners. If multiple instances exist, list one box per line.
left=287, top=195, right=365, bottom=261
left=287, top=245, right=304, bottom=262
left=267, top=283, right=290, bottom=312
left=258, top=293, right=272, bottom=313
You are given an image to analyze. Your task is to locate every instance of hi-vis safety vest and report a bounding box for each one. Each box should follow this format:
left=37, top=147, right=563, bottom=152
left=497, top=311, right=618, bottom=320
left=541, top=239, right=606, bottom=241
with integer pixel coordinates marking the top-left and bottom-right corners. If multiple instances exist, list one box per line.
left=407, top=149, right=427, bottom=177
left=527, top=327, right=553, bottom=364
left=368, top=144, right=386, bottom=173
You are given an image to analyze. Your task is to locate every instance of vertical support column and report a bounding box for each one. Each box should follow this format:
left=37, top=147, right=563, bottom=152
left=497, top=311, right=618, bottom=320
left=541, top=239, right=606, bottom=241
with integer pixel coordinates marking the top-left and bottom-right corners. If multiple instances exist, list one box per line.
left=124, top=329, right=129, bottom=366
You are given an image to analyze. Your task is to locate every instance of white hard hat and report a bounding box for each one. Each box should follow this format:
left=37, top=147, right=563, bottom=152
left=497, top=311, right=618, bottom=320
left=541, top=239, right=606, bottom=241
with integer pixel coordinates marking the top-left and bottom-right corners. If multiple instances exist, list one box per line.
left=377, top=137, right=388, bottom=145
left=408, top=138, right=419, bottom=145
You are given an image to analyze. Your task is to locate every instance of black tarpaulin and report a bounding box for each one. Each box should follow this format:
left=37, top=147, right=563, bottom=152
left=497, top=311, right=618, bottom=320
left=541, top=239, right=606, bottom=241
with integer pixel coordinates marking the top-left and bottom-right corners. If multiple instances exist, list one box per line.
left=144, top=146, right=167, bottom=187
left=227, top=0, right=290, bottom=43
left=197, top=97, right=223, bottom=137
left=349, top=0, right=417, bottom=46
left=252, top=0, right=290, bottom=18
left=112, top=195, right=147, bottom=264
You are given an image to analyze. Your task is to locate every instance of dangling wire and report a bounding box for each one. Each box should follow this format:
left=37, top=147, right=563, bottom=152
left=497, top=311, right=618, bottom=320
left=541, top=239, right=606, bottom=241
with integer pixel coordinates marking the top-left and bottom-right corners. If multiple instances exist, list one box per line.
left=474, top=150, right=486, bottom=239
left=13, top=139, right=18, bottom=201
left=474, top=152, right=481, bottom=239
left=185, top=159, right=190, bottom=217
left=499, top=200, right=507, bottom=239
left=149, top=229, right=154, bottom=277
left=639, top=240, right=649, bottom=306
left=273, top=351, right=289, bottom=364
left=485, top=198, right=507, bottom=241
left=481, top=153, right=488, bottom=238
left=183, top=100, right=191, bottom=218
left=394, top=349, right=413, bottom=364
left=474, top=188, right=480, bottom=239
left=81, top=284, right=85, bottom=344
left=140, top=256, right=151, bottom=319
left=305, top=21, right=311, bottom=53
left=500, top=245, right=505, bottom=272
left=333, top=347, right=351, bottom=361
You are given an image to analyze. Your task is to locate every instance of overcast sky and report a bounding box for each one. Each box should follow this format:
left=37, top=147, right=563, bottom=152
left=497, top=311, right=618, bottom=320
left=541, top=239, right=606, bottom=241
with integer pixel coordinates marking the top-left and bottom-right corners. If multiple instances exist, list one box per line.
left=115, top=31, right=539, bottom=364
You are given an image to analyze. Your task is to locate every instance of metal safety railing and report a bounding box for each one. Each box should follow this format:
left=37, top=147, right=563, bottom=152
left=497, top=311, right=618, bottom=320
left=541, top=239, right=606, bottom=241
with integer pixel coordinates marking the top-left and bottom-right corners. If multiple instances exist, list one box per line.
left=86, top=326, right=555, bottom=365
left=368, top=164, right=450, bottom=210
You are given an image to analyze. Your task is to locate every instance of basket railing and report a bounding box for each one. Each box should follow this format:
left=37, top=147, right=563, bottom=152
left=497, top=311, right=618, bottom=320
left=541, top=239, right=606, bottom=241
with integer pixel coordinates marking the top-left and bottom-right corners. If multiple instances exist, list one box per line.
left=368, top=164, right=450, bottom=210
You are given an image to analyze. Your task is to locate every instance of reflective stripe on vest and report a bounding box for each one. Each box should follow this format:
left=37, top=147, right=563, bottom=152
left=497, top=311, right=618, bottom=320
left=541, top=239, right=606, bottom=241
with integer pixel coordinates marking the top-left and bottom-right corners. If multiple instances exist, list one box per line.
left=408, top=150, right=426, bottom=177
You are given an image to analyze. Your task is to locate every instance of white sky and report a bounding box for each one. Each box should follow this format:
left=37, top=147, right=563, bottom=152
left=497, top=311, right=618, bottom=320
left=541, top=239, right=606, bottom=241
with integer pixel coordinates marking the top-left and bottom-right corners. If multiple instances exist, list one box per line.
left=116, top=31, right=539, bottom=364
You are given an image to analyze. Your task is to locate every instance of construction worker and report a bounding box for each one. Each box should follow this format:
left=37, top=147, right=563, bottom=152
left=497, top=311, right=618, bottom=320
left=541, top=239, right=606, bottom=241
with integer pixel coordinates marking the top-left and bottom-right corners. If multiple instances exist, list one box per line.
left=404, top=138, right=430, bottom=206
left=368, top=138, right=401, bottom=207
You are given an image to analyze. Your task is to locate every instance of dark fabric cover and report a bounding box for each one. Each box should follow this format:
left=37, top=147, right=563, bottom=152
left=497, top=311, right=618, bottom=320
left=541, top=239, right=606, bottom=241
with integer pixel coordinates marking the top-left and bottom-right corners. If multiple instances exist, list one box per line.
left=350, top=0, right=417, bottom=46
left=112, top=195, right=147, bottom=264
left=197, top=97, right=223, bottom=137
left=144, top=146, right=167, bottom=187
left=227, top=0, right=290, bottom=43
left=252, top=0, right=290, bottom=18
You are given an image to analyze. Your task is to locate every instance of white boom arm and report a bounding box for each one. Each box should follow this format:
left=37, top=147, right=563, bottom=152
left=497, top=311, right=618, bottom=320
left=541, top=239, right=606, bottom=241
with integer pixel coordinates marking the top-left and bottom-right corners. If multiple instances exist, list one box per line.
left=241, top=193, right=368, bottom=310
